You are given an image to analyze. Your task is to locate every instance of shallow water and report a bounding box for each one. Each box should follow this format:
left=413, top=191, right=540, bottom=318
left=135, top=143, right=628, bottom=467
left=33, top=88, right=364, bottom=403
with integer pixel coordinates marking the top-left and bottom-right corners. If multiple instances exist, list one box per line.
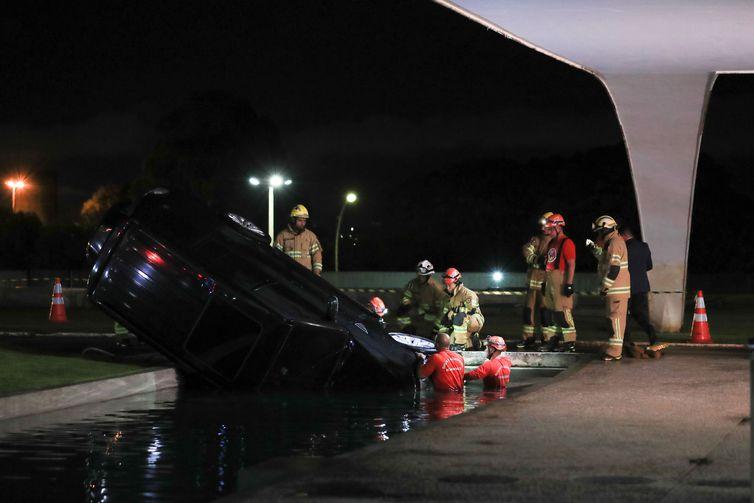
left=0, top=368, right=560, bottom=502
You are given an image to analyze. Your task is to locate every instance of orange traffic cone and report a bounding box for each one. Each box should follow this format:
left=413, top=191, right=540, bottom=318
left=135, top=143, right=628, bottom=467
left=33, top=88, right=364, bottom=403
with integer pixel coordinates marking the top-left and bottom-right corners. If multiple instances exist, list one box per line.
left=49, top=277, right=68, bottom=323
left=689, top=290, right=711, bottom=343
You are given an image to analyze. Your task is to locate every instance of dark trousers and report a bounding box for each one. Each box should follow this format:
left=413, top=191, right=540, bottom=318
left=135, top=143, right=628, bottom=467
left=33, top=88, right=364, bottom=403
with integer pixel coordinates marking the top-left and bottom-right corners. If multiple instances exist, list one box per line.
left=624, top=292, right=657, bottom=346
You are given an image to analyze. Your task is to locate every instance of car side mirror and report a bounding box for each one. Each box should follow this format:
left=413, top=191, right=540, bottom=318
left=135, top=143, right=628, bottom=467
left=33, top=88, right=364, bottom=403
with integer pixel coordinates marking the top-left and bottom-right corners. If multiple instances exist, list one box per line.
left=327, top=296, right=339, bottom=321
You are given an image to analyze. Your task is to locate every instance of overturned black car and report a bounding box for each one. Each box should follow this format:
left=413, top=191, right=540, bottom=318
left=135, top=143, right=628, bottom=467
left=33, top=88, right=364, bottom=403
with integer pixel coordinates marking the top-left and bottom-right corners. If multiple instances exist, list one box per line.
left=86, top=189, right=432, bottom=391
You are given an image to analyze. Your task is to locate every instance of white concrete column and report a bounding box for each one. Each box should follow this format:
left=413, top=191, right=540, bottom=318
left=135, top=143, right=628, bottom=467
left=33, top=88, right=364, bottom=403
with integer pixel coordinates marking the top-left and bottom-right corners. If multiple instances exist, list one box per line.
left=601, top=73, right=714, bottom=331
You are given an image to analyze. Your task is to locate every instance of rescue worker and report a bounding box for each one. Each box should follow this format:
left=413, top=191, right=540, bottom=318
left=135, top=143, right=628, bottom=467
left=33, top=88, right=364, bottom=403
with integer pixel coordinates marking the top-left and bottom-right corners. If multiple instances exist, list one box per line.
left=368, top=296, right=388, bottom=328
left=540, top=213, right=577, bottom=352
left=416, top=333, right=464, bottom=392
left=464, top=336, right=512, bottom=390
left=274, top=204, right=323, bottom=275
left=517, top=212, right=554, bottom=349
left=590, top=215, right=631, bottom=361
left=395, top=260, right=445, bottom=338
left=436, top=268, right=485, bottom=351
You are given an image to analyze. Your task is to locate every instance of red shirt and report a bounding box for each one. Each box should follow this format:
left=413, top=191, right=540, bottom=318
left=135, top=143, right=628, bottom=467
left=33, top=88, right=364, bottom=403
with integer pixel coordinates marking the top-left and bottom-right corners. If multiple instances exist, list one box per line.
left=419, top=349, right=464, bottom=392
left=545, top=235, right=575, bottom=271
left=464, top=355, right=512, bottom=389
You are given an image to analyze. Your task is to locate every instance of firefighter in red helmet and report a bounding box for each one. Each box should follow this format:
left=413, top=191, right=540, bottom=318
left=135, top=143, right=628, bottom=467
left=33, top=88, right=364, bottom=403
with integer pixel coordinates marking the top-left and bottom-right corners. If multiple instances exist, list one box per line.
left=540, top=213, right=577, bottom=352
left=436, top=267, right=485, bottom=350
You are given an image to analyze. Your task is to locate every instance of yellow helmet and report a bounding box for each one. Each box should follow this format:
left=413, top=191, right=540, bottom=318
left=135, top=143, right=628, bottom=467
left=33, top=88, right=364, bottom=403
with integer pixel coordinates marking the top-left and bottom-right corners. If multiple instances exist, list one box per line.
left=290, top=204, right=309, bottom=219
left=538, top=211, right=554, bottom=226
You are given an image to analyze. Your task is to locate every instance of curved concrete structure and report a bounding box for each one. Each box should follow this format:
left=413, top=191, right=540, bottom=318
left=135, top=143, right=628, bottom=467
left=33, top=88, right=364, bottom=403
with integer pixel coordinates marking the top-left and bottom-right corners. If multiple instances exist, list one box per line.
left=435, top=0, right=754, bottom=330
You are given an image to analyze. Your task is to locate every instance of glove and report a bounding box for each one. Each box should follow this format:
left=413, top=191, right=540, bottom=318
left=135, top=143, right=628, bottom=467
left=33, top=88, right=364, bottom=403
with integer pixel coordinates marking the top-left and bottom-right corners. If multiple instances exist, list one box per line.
left=599, top=288, right=608, bottom=297
left=540, top=280, right=547, bottom=293
left=451, top=311, right=467, bottom=326
left=563, top=284, right=574, bottom=297
left=586, top=238, right=595, bottom=248
left=415, top=352, right=427, bottom=363
left=537, top=254, right=547, bottom=269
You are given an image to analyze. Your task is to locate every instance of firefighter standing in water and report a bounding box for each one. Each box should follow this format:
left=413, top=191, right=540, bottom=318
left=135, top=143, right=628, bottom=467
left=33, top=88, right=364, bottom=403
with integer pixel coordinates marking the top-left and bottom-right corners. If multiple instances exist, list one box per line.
left=416, top=333, right=465, bottom=392
left=464, top=336, right=512, bottom=390
left=395, top=260, right=445, bottom=338
left=436, top=268, right=484, bottom=351
left=517, top=212, right=553, bottom=350
left=540, top=213, right=577, bottom=352
left=274, top=204, right=323, bottom=275
left=590, top=215, right=631, bottom=361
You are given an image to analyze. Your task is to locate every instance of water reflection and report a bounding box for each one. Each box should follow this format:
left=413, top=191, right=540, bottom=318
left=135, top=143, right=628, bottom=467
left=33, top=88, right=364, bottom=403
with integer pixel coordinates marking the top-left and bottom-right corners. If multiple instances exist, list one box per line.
left=0, top=370, right=546, bottom=502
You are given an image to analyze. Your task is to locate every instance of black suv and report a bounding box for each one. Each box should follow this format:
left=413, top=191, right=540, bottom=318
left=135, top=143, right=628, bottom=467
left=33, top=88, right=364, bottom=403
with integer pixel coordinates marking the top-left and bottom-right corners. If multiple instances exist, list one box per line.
left=86, top=189, right=421, bottom=391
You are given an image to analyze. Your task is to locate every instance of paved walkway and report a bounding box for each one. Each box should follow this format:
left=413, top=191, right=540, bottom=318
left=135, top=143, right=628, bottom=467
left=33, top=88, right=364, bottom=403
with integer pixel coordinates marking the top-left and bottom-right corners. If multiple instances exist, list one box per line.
left=234, top=348, right=750, bottom=502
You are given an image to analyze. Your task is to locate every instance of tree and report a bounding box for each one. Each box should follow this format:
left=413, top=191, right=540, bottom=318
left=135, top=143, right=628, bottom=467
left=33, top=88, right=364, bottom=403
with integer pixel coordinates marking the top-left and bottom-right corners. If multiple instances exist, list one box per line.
left=0, top=210, right=42, bottom=269
left=80, top=184, right=127, bottom=229
left=132, top=90, right=284, bottom=213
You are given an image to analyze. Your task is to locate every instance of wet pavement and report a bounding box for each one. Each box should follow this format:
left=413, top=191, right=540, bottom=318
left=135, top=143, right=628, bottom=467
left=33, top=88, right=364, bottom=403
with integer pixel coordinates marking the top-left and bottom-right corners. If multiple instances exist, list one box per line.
left=239, top=348, right=750, bottom=502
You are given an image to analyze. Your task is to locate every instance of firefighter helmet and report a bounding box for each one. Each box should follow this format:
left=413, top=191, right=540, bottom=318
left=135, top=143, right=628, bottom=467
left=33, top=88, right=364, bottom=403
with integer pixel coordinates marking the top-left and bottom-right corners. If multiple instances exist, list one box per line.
left=486, top=336, right=507, bottom=351
left=443, top=268, right=462, bottom=287
left=369, top=297, right=387, bottom=317
left=544, top=213, right=565, bottom=228
left=290, top=204, right=309, bottom=219
left=538, top=211, right=554, bottom=227
left=416, top=260, right=434, bottom=276
left=591, top=215, right=618, bottom=233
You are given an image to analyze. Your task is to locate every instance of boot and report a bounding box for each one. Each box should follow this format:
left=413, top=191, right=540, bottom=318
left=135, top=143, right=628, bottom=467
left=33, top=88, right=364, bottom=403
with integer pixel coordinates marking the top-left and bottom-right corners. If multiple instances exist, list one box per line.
left=625, top=344, right=647, bottom=359
left=539, top=336, right=560, bottom=352
left=557, top=341, right=576, bottom=353
left=516, top=337, right=537, bottom=350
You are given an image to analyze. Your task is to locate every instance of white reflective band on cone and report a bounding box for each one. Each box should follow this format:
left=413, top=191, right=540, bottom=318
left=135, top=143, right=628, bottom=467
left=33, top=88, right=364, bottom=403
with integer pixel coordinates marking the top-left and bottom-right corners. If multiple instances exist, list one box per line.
left=693, top=313, right=708, bottom=322
left=51, top=297, right=64, bottom=305
left=696, top=297, right=705, bottom=308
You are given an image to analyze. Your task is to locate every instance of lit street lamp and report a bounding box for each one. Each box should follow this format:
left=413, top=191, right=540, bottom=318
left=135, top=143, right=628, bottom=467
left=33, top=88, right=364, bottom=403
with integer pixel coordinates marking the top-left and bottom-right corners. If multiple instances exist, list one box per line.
left=5, top=179, right=27, bottom=212
left=334, top=192, right=358, bottom=272
left=248, top=174, right=292, bottom=244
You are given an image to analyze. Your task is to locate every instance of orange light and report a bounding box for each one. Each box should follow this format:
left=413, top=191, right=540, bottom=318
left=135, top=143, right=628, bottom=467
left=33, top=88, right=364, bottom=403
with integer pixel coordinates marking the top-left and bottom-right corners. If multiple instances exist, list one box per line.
left=5, top=179, right=27, bottom=189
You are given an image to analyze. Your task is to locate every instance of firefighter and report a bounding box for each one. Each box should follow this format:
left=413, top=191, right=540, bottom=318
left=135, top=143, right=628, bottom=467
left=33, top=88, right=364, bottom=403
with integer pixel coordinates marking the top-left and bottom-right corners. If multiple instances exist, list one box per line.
left=464, top=336, right=512, bottom=390
left=591, top=215, right=631, bottom=361
left=395, top=260, right=445, bottom=338
left=274, top=204, right=323, bottom=275
left=416, top=333, right=465, bottom=392
left=517, top=212, right=554, bottom=350
left=540, top=213, right=577, bottom=352
left=436, top=268, right=484, bottom=351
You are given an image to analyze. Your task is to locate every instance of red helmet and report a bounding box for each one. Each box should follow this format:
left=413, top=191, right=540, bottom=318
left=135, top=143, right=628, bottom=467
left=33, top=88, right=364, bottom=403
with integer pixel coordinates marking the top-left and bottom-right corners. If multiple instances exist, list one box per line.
left=443, top=268, right=462, bottom=287
left=487, top=336, right=507, bottom=351
left=369, top=297, right=387, bottom=317
left=544, top=213, right=565, bottom=228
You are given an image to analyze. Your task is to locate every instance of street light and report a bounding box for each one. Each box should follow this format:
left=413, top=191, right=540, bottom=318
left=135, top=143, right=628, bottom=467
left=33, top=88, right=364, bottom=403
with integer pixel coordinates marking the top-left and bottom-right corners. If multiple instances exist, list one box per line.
left=334, top=192, right=358, bottom=272
left=5, top=179, right=27, bottom=212
left=248, top=174, right=292, bottom=243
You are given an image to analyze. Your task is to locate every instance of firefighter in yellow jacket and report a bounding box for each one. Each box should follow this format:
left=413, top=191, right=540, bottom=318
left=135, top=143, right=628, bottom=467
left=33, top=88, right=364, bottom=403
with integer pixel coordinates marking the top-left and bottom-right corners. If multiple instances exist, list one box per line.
left=517, top=212, right=553, bottom=350
left=395, top=260, right=445, bottom=338
left=436, top=268, right=484, bottom=350
left=590, top=215, right=631, bottom=361
left=274, top=204, right=323, bottom=275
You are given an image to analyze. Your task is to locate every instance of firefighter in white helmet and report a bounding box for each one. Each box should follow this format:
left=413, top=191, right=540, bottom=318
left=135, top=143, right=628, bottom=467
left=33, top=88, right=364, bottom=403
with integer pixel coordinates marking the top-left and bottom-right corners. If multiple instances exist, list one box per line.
left=518, top=211, right=554, bottom=350
left=436, top=268, right=484, bottom=350
left=590, top=215, right=631, bottom=361
left=274, top=204, right=323, bottom=275
left=396, top=260, right=445, bottom=338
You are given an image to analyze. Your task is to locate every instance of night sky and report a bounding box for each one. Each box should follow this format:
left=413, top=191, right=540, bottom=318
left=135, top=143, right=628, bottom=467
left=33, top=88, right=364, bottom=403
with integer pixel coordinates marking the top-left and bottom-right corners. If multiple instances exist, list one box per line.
left=1, top=0, right=752, bottom=271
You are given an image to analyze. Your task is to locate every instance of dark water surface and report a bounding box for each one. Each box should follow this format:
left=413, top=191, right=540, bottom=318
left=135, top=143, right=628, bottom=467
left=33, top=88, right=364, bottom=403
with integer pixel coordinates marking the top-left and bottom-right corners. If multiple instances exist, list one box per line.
left=0, top=368, right=559, bottom=502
